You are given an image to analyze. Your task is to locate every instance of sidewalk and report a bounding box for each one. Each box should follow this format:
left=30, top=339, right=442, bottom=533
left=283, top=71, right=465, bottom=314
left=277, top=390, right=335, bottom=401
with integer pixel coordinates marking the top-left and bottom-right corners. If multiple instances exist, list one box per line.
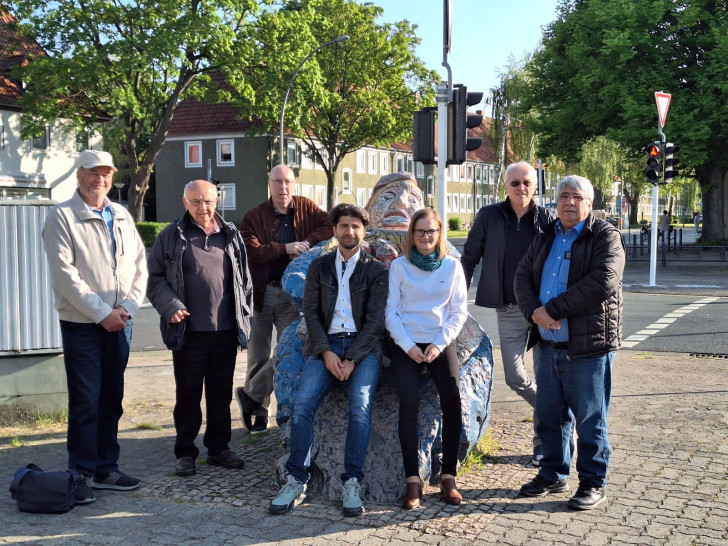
left=2, top=343, right=727, bottom=544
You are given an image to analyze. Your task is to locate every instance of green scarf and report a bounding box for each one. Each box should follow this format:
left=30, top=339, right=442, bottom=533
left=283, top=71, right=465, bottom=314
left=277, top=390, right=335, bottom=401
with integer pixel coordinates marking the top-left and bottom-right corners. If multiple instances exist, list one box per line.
left=409, top=245, right=443, bottom=271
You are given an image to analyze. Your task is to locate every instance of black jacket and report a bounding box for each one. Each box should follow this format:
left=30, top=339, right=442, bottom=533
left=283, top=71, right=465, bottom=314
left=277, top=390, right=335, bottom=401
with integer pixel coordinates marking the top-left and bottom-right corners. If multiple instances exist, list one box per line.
left=461, top=198, right=555, bottom=308
left=146, top=212, right=253, bottom=351
left=302, top=248, right=389, bottom=365
left=514, top=214, right=625, bottom=359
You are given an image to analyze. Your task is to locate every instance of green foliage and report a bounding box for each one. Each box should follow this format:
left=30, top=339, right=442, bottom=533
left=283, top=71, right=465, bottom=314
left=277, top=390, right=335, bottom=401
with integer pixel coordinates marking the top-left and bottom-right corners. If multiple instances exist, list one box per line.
left=460, top=430, right=499, bottom=473
left=248, top=0, right=439, bottom=207
left=0, top=406, right=68, bottom=427
left=448, top=217, right=462, bottom=231
left=136, top=222, right=169, bottom=247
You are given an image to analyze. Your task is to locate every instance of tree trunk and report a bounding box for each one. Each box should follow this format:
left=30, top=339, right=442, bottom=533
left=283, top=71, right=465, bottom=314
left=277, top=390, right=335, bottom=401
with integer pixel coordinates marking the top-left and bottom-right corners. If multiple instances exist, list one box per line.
left=126, top=169, right=151, bottom=222
left=696, top=164, right=727, bottom=242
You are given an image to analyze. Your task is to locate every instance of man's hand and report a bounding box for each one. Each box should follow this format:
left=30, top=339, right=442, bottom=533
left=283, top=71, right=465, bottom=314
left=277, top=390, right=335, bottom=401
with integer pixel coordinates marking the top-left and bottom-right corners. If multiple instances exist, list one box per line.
left=101, top=306, right=130, bottom=332
left=423, top=344, right=441, bottom=363
left=532, top=306, right=561, bottom=330
left=406, top=345, right=426, bottom=364
left=285, top=241, right=309, bottom=258
left=339, top=359, right=356, bottom=381
left=322, top=351, right=344, bottom=381
left=169, top=309, right=190, bottom=324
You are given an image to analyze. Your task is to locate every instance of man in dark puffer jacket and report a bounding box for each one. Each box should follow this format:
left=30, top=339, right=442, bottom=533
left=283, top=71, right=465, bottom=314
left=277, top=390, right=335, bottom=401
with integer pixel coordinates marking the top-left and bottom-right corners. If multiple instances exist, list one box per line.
left=515, top=175, right=625, bottom=511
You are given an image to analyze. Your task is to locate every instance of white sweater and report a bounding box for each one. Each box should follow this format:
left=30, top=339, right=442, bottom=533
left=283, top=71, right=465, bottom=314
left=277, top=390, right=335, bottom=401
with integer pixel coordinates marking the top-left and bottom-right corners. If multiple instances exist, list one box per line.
left=385, top=255, right=468, bottom=352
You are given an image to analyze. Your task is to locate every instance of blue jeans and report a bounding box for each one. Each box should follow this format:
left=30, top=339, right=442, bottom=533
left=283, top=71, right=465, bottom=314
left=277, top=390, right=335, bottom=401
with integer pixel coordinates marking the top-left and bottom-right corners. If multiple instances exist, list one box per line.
left=286, top=335, right=380, bottom=484
left=60, top=320, right=132, bottom=475
left=534, top=342, right=614, bottom=487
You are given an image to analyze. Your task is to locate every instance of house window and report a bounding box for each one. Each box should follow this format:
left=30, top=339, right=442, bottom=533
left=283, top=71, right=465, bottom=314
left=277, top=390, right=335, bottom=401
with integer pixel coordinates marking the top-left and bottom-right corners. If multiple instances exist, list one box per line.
left=342, top=168, right=353, bottom=193
left=396, top=155, right=405, bottom=172
left=302, top=184, right=314, bottom=200
left=407, top=157, right=414, bottom=173
left=446, top=194, right=452, bottom=213
left=368, top=151, right=377, bottom=174
left=286, top=140, right=298, bottom=166
left=217, top=139, right=234, bottom=166
left=356, top=150, right=366, bottom=173
left=467, top=194, right=473, bottom=212
left=467, top=164, right=473, bottom=181
left=217, top=183, right=236, bottom=211
left=76, top=131, right=89, bottom=153
left=314, top=185, right=326, bottom=209
left=416, top=163, right=424, bottom=178
left=32, top=126, right=50, bottom=150
left=356, top=187, right=367, bottom=206
left=452, top=194, right=459, bottom=213
left=379, top=153, right=388, bottom=175
left=475, top=165, right=482, bottom=182
left=300, top=143, right=312, bottom=169
left=185, top=141, right=202, bottom=168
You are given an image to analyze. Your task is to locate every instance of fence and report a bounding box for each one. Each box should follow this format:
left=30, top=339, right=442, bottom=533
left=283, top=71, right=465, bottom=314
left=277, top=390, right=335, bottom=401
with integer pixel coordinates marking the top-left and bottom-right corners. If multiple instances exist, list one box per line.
left=623, top=228, right=727, bottom=263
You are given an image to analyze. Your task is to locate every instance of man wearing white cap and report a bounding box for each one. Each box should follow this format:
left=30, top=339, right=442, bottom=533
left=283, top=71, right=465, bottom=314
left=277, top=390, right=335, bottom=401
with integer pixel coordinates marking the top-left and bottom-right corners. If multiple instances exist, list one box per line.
left=42, top=149, right=148, bottom=505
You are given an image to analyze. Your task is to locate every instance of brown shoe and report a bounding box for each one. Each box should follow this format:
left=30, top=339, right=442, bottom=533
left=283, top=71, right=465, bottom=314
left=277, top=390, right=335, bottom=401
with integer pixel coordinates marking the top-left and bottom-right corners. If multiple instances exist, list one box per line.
left=440, top=476, right=462, bottom=505
left=402, top=480, right=422, bottom=510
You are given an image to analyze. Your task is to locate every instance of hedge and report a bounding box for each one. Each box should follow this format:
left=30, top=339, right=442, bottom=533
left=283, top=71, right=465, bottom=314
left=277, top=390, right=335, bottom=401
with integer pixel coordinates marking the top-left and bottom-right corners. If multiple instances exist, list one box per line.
left=136, top=222, right=170, bottom=247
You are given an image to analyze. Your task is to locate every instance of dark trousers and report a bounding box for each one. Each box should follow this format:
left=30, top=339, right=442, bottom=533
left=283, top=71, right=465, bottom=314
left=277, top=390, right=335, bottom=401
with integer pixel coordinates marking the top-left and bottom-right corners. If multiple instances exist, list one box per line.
left=391, top=342, right=462, bottom=477
left=172, top=330, right=238, bottom=459
left=60, top=320, right=131, bottom=476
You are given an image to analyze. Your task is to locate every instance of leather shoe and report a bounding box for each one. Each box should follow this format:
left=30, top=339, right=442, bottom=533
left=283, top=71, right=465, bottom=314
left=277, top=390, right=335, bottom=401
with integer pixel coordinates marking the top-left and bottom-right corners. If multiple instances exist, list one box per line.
left=440, top=476, right=462, bottom=505
left=207, top=450, right=245, bottom=469
left=175, top=457, right=196, bottom=477
left=402, top=480, right=422, bottom=510
left=235, top=387, right=261, bottom=432
left=568, top=485, right=607, bottom=510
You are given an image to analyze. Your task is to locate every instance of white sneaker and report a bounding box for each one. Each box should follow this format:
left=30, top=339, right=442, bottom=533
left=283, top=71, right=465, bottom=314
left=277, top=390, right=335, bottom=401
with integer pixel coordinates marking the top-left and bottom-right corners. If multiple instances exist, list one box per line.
left=341, top=477, right=364, bottom=517
left=269, top=475, right=306, bottom=515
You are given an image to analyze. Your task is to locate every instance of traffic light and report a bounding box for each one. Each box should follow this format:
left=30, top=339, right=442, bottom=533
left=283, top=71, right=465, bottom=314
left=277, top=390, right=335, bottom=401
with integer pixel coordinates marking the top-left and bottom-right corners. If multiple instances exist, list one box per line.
left=645, top=141, right=661, bottom=183
left=663, top=142, right=680, bottom=184
left=413, top=108, right=436, bottom=165
left=447, top=84, right=483, bottom=165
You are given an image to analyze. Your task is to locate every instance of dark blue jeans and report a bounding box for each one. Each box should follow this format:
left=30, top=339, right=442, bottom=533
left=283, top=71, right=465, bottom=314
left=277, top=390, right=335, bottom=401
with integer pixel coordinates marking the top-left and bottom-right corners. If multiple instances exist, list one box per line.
left=172, top=330, right=238, bottom=459
left=534, top=342, right=614, bottom=487
left=60, top=320, right=132, bottom=475
left=286, top=334, right=380, bottom=484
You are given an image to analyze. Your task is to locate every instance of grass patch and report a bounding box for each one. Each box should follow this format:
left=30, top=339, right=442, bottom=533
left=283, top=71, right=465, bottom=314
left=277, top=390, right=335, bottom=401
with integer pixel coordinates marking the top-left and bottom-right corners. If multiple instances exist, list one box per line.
left=243, top=435, right=263, bottom=445
left=460, top=429, right=500, bottom=473
left=0, top=406, right=68, bottom=428
left=447, top=230, right=469, bottom=238
left=136, top=422, right=162, bottom=431
left=10, top=436, right=25, bottom=447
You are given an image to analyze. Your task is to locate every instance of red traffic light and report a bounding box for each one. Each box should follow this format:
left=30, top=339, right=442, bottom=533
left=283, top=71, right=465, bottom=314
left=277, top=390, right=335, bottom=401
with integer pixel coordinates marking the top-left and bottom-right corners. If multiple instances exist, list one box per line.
left=647, top=145, right=660, bottom=157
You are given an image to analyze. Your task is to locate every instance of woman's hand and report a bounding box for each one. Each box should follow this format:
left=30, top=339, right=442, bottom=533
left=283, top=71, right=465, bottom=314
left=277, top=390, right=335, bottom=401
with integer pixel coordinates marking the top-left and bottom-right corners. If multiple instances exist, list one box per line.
left=423, top=344, right=441, bottom=363
left=406, top=345, right=426, bottom=363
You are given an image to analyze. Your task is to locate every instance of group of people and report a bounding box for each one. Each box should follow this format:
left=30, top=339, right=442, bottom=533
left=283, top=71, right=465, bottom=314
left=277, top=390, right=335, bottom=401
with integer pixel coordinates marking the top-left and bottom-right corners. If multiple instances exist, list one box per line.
left=43, top=150, right=623, bottom=516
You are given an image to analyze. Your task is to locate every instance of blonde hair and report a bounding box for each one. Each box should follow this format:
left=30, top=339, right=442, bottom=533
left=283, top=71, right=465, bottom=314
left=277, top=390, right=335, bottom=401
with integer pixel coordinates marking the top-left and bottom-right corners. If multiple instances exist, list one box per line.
left=405, top=208, right=447, bottom=261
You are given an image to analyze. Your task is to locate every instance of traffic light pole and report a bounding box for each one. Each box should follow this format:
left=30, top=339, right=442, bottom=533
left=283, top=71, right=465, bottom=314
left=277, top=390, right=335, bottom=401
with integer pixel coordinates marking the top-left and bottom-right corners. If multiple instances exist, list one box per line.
left=648, top=125, right=667, bottom=286
left=437, top=82, right=449, bottom=233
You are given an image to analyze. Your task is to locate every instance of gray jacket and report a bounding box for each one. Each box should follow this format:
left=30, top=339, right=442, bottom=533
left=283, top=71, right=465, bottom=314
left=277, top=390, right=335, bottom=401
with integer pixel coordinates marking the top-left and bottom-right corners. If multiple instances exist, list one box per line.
left=146, top=212, right=253, bottom=351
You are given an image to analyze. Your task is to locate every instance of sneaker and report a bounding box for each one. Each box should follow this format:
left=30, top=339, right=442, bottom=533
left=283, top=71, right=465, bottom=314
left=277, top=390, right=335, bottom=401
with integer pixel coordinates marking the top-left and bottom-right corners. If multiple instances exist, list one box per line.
left=568, top=485, right=607, bottom=510
left=269, top=475, right=306, bottom=515
left=531, top=445, right=543, bottom=467
left=341, top=477, right=364, bottom=517
left=90, top=471, right=141, bottom=491
left=74, top=474, right=95, bottom=504
left=519, top=475, right=569, bottom=497
left=175, top=457, right=196, bottom=477
left=250, top=415, right=268, bottom=434
left=235, top=387, right=260, bottom=432
left=207, top=450, right=245, bottom=469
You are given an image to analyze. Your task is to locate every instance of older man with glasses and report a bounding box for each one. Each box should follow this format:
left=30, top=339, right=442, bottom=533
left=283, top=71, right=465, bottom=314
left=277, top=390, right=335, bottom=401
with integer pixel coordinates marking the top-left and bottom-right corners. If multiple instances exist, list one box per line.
left=514, top=175, right=625, bottom=510
left=235, top=165, right=333, bottom=433
left=461, top=160, right=555, bottom=466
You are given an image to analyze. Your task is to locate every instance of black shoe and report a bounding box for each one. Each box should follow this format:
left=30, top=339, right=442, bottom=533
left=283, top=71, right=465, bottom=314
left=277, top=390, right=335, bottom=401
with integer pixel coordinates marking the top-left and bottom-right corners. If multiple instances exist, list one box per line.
left=235, top=387, right=260, bottom=432
left=250, top=415, right=268, bottom=434
left=74, top=474, right=96, bottom=505
left=568, top=485, right=607, bottom=510
left=175, top=457, right=196, bottom=477
left=208, top=450, right=245, bottom=469
left=90, top=471, right=141, bottom=491
left=519, top=475, right=569, bottom=497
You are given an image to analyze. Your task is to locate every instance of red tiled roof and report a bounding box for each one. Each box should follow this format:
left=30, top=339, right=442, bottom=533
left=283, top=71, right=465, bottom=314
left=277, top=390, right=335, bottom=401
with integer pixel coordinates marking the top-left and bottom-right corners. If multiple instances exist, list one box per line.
left=0, top=10, right=46, bottom=107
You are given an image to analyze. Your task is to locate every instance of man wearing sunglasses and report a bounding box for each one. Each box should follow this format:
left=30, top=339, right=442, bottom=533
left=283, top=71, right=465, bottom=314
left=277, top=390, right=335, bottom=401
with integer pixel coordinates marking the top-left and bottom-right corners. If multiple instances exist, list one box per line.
left=461, top=160, right=555, bottom=466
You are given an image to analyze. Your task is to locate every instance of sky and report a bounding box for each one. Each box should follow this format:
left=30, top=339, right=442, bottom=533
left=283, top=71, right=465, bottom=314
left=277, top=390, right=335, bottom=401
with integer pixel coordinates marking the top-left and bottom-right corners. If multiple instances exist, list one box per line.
left=368, top=0, right=561, bottom=109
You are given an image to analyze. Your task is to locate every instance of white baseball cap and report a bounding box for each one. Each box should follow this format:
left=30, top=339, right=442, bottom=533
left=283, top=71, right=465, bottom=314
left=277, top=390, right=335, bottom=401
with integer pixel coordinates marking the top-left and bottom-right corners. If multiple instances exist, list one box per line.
left=76, top=149, right=117, bottom=172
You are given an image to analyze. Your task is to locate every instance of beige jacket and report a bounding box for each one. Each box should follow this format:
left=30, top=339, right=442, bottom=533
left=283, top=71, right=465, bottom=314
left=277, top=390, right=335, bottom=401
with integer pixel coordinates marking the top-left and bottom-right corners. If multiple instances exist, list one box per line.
left=42, top=190, right=148, bottom=324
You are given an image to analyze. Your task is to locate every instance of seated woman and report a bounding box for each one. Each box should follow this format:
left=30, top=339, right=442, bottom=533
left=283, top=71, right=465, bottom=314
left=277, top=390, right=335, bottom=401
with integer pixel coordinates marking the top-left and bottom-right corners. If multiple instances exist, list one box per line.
left=384, top=209, right=468, bottom=510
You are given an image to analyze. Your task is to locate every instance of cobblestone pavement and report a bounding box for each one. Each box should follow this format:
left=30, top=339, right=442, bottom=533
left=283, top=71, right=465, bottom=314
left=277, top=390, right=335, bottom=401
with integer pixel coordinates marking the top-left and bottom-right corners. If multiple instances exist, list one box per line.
left=2, top=346, right=726, bottom=545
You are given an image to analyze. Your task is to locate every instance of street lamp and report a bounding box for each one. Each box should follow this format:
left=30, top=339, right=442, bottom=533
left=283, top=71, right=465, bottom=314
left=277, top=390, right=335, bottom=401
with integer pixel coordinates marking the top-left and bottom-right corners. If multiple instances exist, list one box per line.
left=113, top=180, right=124, bottom=204
left=278, top=35, right=349, bottom=163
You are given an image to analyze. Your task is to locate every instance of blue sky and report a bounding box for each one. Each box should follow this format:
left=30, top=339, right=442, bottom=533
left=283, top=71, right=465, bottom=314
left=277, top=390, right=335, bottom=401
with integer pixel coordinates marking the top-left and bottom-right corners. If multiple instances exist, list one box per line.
left=368, top=0, right=561, bottom=108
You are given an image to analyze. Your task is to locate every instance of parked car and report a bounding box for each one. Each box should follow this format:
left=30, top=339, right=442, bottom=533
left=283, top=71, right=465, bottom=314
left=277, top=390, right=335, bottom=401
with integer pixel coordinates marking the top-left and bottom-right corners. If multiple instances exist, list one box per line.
left=606, top=216, right=619, bottom=226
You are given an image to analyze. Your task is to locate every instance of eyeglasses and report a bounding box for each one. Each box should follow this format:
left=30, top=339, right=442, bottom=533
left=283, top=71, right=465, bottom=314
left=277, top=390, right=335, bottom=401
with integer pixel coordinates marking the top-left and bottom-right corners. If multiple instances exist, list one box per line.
left=557, top=193, right=588, bottom=203
left=509, top=179, right=532, bottom=187
left=413, top=229, right=439, bottom=237
left=269, top=179, right=295, bottom=185
left=186, top=199, right=216, bottom=208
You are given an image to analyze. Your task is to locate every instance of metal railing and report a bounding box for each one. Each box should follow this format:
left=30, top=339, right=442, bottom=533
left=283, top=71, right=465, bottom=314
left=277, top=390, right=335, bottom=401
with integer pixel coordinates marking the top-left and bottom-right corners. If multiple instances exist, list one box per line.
left=623, top=229, right=727, bottom=263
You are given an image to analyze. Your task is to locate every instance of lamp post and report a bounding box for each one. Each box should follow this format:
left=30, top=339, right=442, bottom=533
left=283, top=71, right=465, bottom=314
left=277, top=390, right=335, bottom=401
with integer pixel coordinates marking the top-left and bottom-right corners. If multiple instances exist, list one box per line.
left=113, top=180, right=124, bottom=204
left=279, top=35, right=349, bottom=163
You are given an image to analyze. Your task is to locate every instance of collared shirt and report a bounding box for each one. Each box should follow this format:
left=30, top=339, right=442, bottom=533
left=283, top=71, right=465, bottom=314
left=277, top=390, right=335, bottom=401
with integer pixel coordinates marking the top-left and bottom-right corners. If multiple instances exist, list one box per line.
left=267, top=205, right=299, bottom=283
left=538, top=219, right=586, bottom=342
left=328, top=248, right=360, bottom=335
left=88, top=197, right=117, bottom=260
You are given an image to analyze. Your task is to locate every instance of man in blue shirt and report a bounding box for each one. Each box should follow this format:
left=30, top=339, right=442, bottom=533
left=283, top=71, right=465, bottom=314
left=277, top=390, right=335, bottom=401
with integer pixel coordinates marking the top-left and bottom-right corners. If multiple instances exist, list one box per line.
left=514, top=175, right=625, bottom=510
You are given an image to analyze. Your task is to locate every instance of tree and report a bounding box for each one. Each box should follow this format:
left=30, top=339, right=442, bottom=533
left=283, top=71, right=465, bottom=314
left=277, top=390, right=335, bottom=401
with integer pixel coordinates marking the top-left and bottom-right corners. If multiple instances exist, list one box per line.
left=522, top=0, right=728, bottom=241
left=6, top=0, right=264, bottom=221
left=249, top=0, right=438, bottom=209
